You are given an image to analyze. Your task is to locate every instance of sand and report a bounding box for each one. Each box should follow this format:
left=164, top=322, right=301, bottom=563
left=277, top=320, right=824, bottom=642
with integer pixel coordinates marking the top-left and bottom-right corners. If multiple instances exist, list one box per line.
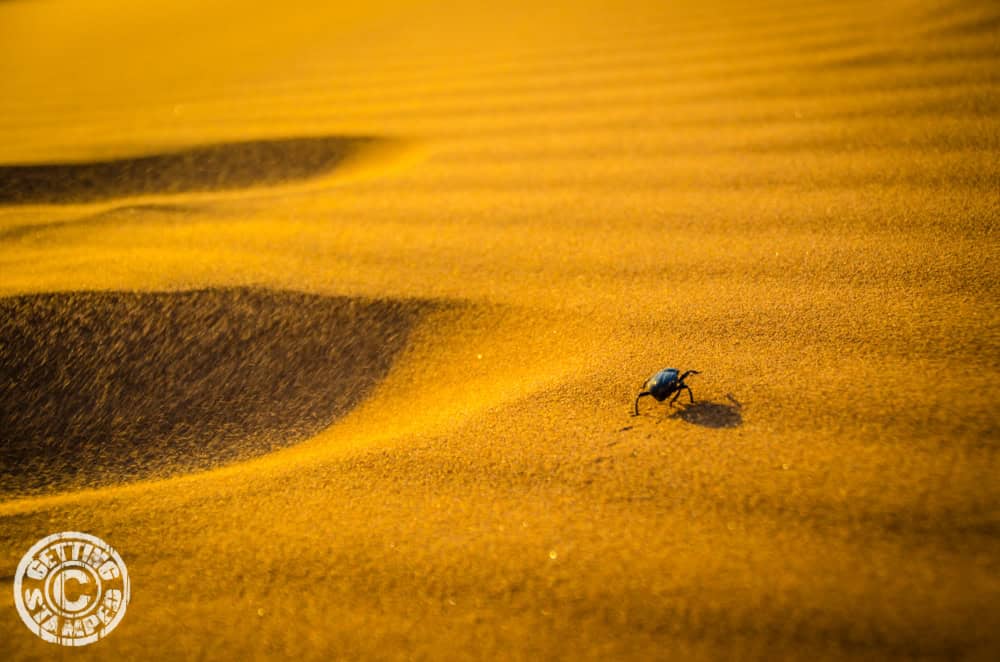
left=0, top=0, right=998, bottom=658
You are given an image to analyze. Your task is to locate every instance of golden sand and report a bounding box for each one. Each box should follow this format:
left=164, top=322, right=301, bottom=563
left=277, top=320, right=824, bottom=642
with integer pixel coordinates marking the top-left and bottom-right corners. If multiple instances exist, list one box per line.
left=1, top=0, right=998, bottom=658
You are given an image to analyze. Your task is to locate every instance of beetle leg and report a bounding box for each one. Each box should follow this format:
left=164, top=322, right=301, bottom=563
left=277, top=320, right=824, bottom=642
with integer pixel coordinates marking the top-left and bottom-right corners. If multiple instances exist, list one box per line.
left=685, top=386, right=695, bottom=403
left=633, top=392, right=651, bottom=416
left=670, top=389, right=682, bottom=406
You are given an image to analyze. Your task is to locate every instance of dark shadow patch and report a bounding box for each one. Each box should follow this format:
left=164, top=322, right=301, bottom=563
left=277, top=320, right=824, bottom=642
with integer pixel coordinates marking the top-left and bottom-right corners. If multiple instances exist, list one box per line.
left=0, top=203, right=198, bottom=240
left=0, top=136, right=381, bottom=205
left=928, top=11, right=1000, bottom=38
left=670, top=395, right=743, bottom=429
left=0, top=288, right=439, bottom=497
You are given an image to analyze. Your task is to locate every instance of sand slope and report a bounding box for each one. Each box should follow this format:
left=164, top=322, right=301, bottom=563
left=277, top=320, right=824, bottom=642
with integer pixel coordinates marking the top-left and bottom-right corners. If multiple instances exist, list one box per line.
left=0, top=0, right=998, bottom=659
left=0, top=289, right=433, bottom=495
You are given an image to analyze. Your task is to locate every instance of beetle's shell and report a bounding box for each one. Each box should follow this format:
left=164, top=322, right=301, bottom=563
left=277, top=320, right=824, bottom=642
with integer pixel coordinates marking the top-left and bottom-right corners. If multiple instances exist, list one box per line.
left=645, top=368, right=680, bottom=401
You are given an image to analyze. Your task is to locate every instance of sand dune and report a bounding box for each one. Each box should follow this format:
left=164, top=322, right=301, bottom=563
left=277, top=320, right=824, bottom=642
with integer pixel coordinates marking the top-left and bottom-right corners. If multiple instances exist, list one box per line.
left=0, top=136, right=385, bottom=204
left=0, top=288, right=431, bottom=495
left=0, top=0, right=997, bottom=659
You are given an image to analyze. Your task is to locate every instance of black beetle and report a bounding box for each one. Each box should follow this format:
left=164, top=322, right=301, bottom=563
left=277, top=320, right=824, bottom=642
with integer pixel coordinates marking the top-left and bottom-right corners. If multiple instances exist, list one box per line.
left=633, top=368, right=700, bottom=416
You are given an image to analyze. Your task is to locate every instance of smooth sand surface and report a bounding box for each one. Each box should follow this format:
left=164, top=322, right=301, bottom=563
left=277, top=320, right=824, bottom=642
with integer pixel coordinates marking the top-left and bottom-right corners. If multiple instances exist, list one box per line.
left=1, top=0, right=998, bottom=658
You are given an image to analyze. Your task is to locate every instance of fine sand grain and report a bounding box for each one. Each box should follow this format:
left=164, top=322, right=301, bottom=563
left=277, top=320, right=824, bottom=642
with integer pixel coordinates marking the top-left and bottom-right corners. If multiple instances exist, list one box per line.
left=0, top=0, right=998, bottom=659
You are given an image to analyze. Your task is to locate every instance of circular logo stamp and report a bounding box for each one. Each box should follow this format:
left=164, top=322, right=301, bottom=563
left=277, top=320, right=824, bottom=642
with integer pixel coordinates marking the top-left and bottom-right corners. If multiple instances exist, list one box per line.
left=13, top=531, right=130, bottom=646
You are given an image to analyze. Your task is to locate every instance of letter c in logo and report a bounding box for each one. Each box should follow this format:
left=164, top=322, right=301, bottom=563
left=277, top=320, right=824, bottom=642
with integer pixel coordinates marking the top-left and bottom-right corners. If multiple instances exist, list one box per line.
left=51, top=569, right=92, bottom=612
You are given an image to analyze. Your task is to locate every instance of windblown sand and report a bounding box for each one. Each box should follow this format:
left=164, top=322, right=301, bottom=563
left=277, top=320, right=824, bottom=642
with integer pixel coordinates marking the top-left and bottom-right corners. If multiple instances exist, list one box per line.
left=1, top=0, right=998, bottom=659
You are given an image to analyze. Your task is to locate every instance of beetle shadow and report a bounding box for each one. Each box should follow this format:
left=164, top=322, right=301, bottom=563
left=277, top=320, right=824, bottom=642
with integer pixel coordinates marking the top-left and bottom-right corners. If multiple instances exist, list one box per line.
left=667, top=394, right=743, bottom=428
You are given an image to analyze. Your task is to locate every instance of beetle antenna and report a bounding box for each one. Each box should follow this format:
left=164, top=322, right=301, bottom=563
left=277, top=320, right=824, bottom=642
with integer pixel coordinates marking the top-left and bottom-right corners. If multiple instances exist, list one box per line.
left=679, top=370, right=700, bottom=382
left=633, top=391, right=651, bottom=416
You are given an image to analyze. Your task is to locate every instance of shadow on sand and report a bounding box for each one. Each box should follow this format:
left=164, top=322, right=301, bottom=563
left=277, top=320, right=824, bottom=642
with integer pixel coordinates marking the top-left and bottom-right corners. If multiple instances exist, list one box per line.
left=0, top=288, right=438, bottom=496
left=668, top=394, right=743, bottom=428
left=0, top=203, right=199, bottom=240
left=0, top=135, right=381, bottom=204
